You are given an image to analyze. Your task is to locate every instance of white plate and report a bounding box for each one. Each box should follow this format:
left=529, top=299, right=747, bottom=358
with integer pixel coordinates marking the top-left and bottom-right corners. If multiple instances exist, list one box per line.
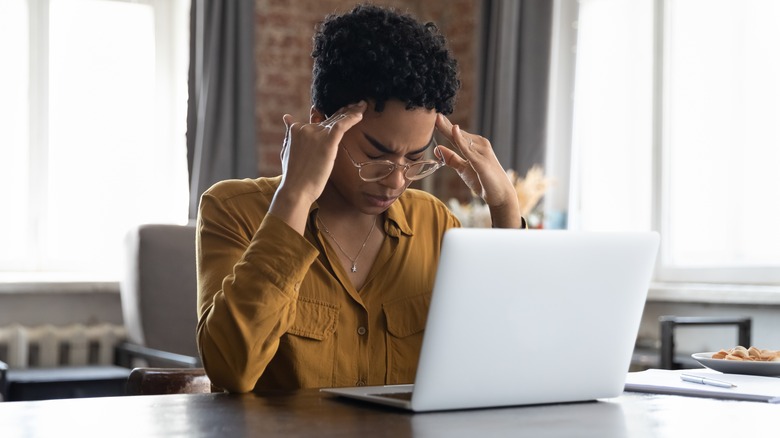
left=692, top=352, right=780, bottom=377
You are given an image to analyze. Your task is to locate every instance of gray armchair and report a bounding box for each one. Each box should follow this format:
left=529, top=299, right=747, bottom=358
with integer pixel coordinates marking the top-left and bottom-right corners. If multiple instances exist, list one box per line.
left=117, top=223, right=201, bottom=368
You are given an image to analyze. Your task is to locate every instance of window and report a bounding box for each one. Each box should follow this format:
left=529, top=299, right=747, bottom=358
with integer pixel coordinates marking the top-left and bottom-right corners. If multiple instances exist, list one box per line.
left=569, top=0, right=780, bottom=285
left=0, top=0, right=190, bottom=280
left=567, top=0, right=654, bottom=234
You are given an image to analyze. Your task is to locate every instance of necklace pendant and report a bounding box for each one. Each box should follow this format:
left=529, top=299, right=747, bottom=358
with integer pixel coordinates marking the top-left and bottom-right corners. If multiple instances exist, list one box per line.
left=351, top=263, right=357, bottom=273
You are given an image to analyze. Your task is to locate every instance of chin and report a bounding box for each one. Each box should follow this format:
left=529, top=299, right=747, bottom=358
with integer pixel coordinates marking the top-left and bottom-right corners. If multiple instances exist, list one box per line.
left=362, top=193, right=398, bottom=212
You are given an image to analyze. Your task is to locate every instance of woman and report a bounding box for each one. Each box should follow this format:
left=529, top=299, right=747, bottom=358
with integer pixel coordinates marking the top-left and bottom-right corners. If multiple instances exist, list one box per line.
left=196, top=4, right=523, bottom=392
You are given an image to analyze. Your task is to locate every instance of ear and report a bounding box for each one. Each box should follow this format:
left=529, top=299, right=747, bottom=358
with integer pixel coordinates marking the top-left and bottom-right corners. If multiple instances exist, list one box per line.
left=310, top=106, right=326, bottom=124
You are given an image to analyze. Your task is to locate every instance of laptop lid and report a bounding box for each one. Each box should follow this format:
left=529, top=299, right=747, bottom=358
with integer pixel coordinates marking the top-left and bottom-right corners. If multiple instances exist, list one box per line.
left=323, top=229, right=660, bottom=412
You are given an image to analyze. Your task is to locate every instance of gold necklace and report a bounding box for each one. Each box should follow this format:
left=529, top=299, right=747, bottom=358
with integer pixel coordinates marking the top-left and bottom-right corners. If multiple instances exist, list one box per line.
left=318, top=216, right=376, bottom=273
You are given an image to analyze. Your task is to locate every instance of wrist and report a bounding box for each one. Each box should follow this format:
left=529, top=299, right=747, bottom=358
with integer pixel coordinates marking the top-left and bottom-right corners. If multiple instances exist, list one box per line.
left=487, top=197, right=523, bottom=229
left=269, top=185, right=316, bottom=235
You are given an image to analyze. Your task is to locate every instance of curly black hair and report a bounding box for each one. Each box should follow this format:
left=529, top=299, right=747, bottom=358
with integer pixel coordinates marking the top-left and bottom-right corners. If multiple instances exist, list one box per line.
left=311, top=4, right=460, bottom=117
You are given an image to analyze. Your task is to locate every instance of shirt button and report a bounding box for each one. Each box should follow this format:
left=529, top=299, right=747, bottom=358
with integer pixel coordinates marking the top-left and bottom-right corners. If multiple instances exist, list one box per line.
left=357, top=326, right=367, bottom=336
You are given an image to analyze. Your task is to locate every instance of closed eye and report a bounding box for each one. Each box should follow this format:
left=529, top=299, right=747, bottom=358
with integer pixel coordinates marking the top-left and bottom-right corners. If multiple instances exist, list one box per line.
left=362, top=132, right=434, bottom=161
left=365, top=153, right=424, bottom=162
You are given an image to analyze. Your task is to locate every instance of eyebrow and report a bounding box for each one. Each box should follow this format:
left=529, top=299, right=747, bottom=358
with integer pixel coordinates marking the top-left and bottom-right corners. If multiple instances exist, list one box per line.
left=362, top=132, right=434, bottom=156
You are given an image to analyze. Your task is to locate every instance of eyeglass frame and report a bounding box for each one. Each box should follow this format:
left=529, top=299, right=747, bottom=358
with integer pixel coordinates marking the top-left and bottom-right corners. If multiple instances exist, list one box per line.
left=341, top=140, right=445, bottom=182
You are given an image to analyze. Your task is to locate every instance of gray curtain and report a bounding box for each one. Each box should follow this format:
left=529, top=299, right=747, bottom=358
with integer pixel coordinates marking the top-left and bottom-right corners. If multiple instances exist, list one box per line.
left=187, top=0, right=257, bottom=219
left=477, top=0, right=553, bottom=176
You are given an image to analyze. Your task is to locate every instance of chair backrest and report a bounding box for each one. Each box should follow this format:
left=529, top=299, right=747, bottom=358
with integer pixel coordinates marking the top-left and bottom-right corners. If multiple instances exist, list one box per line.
left=126, top=367, right=212, bottom=395
left=121, top=223, right=199, bottom=359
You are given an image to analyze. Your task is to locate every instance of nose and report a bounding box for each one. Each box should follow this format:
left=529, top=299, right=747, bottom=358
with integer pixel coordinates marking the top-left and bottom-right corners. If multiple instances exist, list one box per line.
left=378, top=164, right=408, bottom=190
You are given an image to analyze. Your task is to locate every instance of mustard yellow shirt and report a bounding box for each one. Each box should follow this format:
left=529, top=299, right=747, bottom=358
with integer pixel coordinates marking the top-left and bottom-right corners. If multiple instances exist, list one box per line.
left=196, top=176, right=460, bottom=392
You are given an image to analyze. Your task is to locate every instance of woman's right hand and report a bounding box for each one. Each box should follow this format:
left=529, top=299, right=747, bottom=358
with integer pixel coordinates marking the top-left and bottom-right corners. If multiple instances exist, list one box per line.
left=270, top=101, right=367, bottom=234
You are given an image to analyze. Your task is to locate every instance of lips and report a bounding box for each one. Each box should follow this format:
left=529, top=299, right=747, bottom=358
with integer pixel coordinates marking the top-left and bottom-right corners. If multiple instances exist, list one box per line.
left=365, top=193, right=398, bottom=209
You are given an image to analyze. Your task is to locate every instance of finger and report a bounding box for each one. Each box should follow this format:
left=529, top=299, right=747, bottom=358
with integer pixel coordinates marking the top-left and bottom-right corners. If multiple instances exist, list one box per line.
left=320, top=111, right=350, bottom=127
left=436, top=112, right=455, bottom=130
left=436, top=145, right=470, bottom=169
left=282, top=114, right=294, bottom=143
left=284, top=114, right=311, bottom=134
left=454, top=126, right=494, bottom=170
left=281, top=114, right=294, bottom=161
left=435, top=113, right=456, bottom=143
left=284, top=112, right=308, bottom=134
left=321, top=100, right=367, bottom=126
left=453, top=125, right=476, bottom=154
left=435, top=114, right=471, bottom=157
left=324, top=101, right=366, bottom=134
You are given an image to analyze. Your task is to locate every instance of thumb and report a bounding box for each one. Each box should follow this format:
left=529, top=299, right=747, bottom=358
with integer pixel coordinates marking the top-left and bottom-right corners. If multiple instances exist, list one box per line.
left=283, top=113, right=294, bottom=129
left=436, top=145, right=469, bottom=169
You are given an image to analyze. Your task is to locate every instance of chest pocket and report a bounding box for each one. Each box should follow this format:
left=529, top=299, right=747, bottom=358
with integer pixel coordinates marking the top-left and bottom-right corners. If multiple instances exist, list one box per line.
left=383, top=293, right=430, bottom=384
left=275, top=297, right=339, bottom=388
left=287, top=297, right=338, bottom=340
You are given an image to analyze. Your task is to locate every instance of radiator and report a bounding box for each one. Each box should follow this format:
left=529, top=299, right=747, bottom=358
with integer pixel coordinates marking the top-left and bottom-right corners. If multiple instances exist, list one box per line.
left=0, top=323, right=126, bottom=368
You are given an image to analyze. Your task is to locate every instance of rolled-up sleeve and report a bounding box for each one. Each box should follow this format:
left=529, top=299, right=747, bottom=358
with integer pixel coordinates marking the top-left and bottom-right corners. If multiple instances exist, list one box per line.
left=196, top=183, right=319, bottom=393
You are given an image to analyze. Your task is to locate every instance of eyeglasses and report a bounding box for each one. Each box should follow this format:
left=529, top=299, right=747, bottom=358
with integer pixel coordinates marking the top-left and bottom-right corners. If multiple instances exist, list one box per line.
left=342, top=143, right=444, bottom=182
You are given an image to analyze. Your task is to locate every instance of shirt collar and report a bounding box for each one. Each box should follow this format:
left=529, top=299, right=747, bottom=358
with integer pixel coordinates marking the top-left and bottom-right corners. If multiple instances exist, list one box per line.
left=385, top=196, right=413, bottom=237
left=308, top=197, right=414, bottom=237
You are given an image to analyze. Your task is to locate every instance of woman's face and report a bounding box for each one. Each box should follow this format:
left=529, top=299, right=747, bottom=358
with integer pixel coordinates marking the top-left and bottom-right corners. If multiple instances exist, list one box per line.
left=321, top=99, right=438, bottom=215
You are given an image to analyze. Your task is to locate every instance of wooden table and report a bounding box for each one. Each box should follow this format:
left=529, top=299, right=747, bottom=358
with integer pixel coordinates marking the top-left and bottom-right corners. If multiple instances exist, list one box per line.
left=1, top=389, right=778, bottom=437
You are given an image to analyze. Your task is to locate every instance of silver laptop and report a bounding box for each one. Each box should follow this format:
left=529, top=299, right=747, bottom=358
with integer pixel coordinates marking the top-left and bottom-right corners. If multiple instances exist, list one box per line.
left=322, top=228, right=660, bottom=412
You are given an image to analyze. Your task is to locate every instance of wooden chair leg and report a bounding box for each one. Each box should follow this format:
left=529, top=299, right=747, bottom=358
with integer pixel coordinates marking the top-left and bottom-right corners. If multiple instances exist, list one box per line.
left=0, top=360, right=8, bottom=402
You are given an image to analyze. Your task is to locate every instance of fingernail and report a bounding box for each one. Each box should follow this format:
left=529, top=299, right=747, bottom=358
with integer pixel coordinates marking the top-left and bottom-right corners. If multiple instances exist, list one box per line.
left=349, top=100, right=366, bottom=108
left=434, top=146, right=446, bottom=164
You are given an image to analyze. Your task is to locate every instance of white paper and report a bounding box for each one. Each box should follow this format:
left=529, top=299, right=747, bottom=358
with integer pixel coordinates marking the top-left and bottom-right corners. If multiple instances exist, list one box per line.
left=624, top=368, right=780, bottom=403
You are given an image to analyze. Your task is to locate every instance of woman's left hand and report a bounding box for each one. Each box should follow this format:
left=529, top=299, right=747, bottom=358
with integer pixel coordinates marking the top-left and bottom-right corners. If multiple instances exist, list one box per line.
left=435, top=114, right=522, bottom=228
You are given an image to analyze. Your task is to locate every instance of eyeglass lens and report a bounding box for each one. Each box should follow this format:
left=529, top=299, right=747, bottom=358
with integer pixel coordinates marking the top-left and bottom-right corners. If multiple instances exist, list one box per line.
left=359, top=161, right=439, bottom=181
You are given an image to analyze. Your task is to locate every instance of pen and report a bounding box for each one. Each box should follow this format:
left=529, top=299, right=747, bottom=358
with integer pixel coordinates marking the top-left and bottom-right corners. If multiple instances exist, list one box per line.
left=680, top=374, right=737, bottom=389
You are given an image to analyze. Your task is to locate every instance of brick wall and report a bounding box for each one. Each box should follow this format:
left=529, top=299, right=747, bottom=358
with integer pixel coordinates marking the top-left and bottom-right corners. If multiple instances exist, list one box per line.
left=254, top=0, right=480, bottom=201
